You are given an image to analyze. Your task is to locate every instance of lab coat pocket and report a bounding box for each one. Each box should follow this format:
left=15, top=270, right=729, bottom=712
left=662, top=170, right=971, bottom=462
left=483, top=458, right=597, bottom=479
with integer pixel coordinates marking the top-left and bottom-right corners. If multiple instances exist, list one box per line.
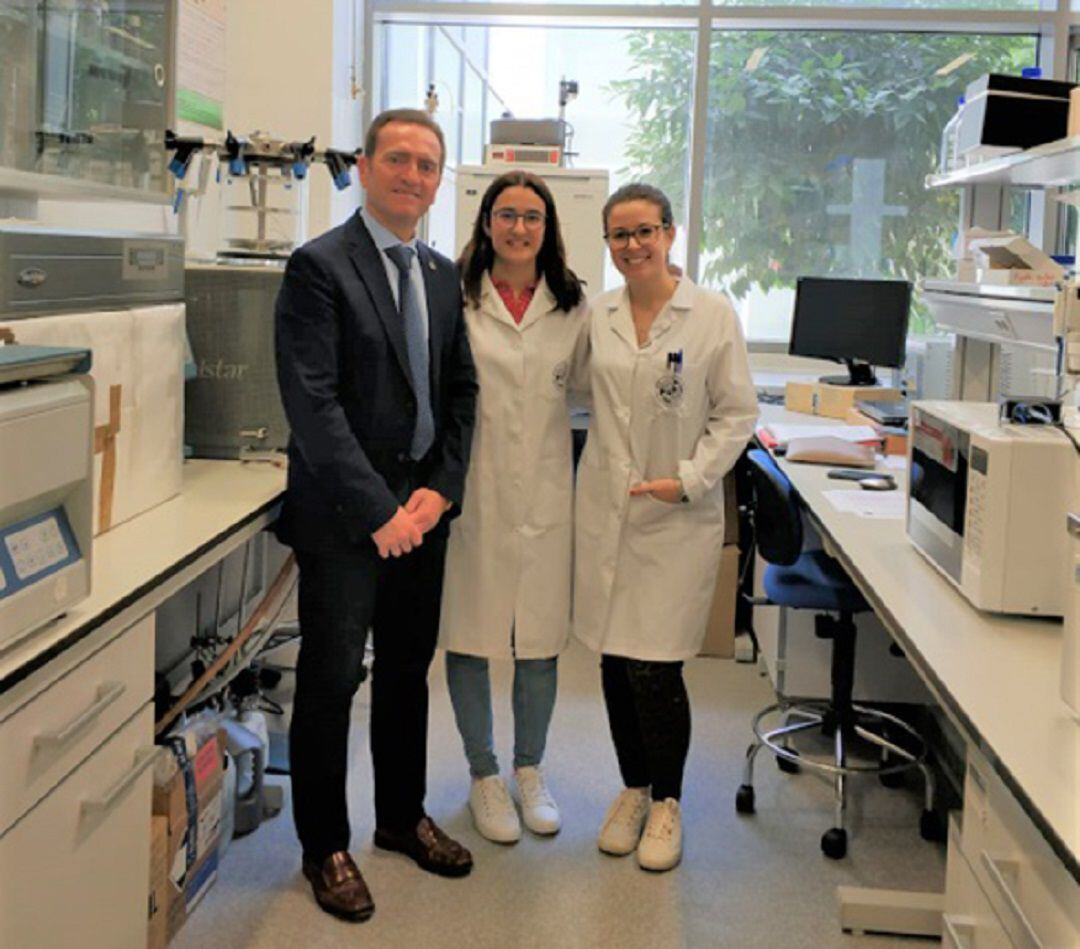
left=530, top=456, right=574, bottom=531
left=574, top=455, right=609, bottom=542
left=627, top=492, right=686, bottom=535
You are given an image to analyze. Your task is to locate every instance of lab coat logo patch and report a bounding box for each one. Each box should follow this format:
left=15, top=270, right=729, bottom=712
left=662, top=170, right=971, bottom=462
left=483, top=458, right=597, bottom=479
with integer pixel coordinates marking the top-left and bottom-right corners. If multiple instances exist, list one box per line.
left=552, top=360, right=569, bottom=390
left=655, top=372, right=684, bottom=408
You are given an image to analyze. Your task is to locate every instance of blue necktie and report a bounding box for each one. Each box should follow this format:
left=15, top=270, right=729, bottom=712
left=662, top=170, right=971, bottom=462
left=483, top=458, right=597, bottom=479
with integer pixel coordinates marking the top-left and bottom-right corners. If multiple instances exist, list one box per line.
left=384, top=244, right=435, bottom=460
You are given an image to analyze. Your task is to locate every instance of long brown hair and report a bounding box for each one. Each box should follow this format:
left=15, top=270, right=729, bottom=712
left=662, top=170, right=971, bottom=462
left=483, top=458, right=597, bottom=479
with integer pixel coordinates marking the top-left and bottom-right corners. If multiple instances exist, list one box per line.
left=457, top=170, right=584, bottom=312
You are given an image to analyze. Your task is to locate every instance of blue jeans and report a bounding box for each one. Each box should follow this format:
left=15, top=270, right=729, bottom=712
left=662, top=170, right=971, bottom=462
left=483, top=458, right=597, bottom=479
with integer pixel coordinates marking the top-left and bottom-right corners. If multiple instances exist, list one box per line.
left=445, top=651, right=558, bottom=778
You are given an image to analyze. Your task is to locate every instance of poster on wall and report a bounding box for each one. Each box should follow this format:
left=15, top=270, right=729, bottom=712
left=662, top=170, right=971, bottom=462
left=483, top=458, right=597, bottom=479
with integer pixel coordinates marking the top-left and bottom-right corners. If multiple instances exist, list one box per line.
left=177, top=0, right=226, bottom=130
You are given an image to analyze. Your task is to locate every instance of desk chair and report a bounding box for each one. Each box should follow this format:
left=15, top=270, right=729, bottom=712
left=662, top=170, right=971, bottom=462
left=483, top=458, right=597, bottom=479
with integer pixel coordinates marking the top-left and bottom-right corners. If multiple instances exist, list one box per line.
left=735, top=449, right=938, bottom=859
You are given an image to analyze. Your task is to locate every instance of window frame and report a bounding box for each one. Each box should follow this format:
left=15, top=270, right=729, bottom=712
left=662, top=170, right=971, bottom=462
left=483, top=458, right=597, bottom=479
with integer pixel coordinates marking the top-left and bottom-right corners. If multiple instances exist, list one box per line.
left=365, top=0, right=1080, bottom=345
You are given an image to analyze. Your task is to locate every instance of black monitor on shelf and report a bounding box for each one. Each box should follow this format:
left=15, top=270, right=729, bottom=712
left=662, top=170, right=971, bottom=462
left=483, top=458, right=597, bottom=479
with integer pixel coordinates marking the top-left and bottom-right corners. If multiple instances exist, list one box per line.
left=789, top=276, right=912, bottom=386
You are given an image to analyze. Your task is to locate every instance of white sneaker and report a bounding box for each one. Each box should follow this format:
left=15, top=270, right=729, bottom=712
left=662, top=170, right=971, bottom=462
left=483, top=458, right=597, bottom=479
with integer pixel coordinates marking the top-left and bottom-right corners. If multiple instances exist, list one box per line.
left=514, top=766, right=561, bottom=835
left=597, top=787, right=651, bottom=855
left=468, top=775, right=521, bottom=844
left=637, top=798, right=682, bottom=871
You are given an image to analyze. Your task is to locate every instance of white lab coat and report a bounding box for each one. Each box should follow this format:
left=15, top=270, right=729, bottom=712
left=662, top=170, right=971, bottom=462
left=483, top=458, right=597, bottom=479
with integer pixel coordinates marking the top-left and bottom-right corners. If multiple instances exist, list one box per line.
left=573, top=278, right=758, bottom=661
left=439, top=272, right=589, bottom=659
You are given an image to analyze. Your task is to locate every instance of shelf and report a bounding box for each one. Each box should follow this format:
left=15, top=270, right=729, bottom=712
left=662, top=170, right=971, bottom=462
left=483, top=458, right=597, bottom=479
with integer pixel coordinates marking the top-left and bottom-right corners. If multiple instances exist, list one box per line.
left=920, top=278, right=1057, bottom=302
left=926, top=136, right=1080, bottom=190
left=919, top=278, right=1056, bottom=351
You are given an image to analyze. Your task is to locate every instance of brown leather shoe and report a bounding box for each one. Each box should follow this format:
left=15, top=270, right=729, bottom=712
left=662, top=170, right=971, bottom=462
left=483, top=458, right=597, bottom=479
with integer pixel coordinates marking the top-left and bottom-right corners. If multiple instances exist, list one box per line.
left=301, top=851, right=375, bottom=922
left=373, top=816, right=473, bottom=878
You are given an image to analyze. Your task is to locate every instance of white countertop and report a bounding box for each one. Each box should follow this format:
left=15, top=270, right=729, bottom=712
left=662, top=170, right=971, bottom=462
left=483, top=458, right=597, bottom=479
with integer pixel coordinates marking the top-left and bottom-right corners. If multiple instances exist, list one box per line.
left=0, top=459, right=287, bottom=691
left=758, top=405, right=1078, bottom=871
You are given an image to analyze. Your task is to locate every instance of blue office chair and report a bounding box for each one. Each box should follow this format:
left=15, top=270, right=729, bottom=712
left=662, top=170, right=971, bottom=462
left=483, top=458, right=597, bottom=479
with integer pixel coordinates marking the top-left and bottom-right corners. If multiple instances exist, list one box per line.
left=735, top=449, right=938, bottom=859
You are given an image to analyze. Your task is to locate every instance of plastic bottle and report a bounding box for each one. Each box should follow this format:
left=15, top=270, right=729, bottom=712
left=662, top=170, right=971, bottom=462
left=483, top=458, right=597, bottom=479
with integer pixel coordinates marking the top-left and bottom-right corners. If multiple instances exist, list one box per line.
left=939, top=96, right=966, bottom=174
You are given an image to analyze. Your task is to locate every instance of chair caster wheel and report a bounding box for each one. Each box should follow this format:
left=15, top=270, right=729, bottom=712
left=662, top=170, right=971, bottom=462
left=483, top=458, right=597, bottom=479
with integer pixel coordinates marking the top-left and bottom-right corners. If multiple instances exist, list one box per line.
left=776, top=752, right=801, bottom=775
left=879, top=768, right=905, bottom=789
left=821, top=827, right=847, bottom=859
left=920, top=809, right=945, bottom=842
left=735, top=785, right=755, bottom=815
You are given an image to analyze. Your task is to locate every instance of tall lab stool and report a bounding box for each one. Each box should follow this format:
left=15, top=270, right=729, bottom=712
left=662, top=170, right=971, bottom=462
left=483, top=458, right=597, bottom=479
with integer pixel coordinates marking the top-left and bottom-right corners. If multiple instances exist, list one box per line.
left=735, top=449, right=940, bottom=859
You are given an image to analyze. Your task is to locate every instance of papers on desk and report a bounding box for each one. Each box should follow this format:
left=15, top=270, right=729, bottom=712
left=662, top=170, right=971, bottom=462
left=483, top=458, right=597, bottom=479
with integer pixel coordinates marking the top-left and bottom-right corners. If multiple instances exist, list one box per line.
left=822, top=489, right=907, bottom=519
left=880, top=454, right=908, bottom=471
left=759, top=423, right=881, bottom=448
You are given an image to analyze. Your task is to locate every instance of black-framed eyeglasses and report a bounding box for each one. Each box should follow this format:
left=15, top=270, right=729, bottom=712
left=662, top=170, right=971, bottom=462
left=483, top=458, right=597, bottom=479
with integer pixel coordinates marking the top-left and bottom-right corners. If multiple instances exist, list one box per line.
left=491, top=208, right=546, bottom=228
left=604, top=222, right=669, bottom=249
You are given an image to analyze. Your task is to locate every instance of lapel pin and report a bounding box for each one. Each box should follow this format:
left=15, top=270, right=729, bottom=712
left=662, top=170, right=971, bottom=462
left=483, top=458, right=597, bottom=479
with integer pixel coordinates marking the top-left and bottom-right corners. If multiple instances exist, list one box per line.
left=428, top=260, right=436, bottom=271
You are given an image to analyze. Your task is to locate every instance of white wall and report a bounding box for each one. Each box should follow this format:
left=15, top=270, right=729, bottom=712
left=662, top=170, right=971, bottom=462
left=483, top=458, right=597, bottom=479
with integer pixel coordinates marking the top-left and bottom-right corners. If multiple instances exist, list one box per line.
left=225, top=0, right=360, bottom=238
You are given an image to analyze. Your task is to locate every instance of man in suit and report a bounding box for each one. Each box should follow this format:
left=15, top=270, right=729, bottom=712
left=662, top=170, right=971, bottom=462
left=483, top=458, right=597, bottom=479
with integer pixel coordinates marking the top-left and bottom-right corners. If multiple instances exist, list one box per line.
left=275, top=108, right=477, bottom=923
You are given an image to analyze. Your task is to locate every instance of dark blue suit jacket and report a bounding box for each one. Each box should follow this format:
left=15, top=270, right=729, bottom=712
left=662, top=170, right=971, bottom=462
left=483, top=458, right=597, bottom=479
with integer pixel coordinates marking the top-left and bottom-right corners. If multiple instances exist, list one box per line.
left=274, top=211, right=477, bottom=555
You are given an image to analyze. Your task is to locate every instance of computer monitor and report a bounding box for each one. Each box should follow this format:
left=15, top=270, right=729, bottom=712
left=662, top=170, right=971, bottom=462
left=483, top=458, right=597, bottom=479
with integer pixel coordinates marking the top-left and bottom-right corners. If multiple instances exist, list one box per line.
left=789, top=276, right=911, bottom=386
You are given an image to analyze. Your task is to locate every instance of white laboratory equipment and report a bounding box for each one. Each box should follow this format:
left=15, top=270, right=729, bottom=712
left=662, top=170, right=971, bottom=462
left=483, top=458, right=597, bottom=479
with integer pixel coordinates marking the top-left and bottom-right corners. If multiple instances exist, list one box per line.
left=0, top=226, right=186, bottom=537
left=907, top=401, right=1072, bottom=616
left=0, top=346, right=94, bottom=649
left=455, top=164, right=610, bottom=295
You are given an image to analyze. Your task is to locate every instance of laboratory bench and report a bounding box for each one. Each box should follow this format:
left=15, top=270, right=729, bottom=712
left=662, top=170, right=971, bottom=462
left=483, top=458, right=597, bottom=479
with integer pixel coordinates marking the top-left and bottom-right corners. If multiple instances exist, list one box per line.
left=757, top=404, right=1077, bottom=945
left=0, top=459, right=286, bottom=949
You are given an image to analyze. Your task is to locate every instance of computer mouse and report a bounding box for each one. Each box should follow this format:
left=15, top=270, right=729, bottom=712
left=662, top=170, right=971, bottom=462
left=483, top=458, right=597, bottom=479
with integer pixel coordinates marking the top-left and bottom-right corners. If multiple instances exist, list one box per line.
left=858, top=476, right=896, bottom=491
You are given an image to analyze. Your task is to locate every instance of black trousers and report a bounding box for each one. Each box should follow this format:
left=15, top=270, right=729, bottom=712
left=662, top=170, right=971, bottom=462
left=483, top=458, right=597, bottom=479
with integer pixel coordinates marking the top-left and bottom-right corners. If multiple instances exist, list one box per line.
left=290, top=535, right=447, bottom=862
left=601, top=654, right=691, bottom=802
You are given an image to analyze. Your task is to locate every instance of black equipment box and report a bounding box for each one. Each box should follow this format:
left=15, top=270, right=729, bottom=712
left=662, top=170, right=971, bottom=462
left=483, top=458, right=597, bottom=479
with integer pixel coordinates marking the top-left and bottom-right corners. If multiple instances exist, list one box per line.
left=957, top=73, right=1077, bottom=160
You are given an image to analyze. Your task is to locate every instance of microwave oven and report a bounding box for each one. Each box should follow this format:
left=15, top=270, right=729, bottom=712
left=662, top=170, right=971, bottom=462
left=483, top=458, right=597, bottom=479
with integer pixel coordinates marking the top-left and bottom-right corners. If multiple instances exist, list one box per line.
left=907, top=401, right=1072, bottom=617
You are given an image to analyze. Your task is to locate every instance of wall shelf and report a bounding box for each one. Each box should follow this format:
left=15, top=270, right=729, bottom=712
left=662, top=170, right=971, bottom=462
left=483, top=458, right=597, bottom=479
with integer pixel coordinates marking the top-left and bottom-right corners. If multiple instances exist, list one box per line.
left=926, top=135, right=1080, bottom=190
left=919, top=278, right=1057, bottom=352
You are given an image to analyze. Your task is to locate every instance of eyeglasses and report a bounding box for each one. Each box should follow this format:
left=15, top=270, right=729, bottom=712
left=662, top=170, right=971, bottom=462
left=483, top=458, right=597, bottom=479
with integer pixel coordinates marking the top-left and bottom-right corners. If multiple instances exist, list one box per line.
left=604, top=223, right=669, bottom=249
left=491, top=208, right=546, bottom=228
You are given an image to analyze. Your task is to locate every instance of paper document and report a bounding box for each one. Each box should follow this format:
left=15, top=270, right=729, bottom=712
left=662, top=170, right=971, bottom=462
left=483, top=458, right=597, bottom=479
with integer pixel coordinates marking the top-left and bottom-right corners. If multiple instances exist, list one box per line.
left=764, top=423, right=881, bottom=446
left=822, top=489, right=906, bottom=519
left=880, top=455, right=907, bottom=471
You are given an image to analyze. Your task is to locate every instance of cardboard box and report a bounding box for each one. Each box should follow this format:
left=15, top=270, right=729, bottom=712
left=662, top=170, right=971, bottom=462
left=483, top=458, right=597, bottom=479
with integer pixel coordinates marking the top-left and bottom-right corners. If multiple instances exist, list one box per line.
left=722, top=470, right=739, bottom=545
left=147, top=816, right=169, bottom=949
left=700, top=544, right=740, bottom=659
left=153, top=726, right=225, bottom=945
left=784, top=380, right=818, bottom=415
left=817, top=384, right=902, bottom=420
left=785, top=381, right=902, bottom=420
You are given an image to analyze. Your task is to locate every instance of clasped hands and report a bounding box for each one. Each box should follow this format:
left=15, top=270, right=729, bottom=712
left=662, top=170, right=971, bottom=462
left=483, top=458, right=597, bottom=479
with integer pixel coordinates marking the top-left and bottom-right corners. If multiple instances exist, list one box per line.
left=371, top=488, right=451, bottom=559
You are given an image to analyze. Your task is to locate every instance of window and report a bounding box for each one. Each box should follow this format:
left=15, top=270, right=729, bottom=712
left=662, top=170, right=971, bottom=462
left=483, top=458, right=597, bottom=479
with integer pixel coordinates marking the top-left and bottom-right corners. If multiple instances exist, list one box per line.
left=370, top=2, right=1067, bottom=341
left=374, top=22, right=695, bottom=280
left=688, top=29, right=1038, bottom=340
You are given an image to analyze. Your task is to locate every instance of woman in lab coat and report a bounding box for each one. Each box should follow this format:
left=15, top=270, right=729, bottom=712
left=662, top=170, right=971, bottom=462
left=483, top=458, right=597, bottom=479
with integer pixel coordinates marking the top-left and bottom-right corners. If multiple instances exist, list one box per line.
left=438, top=170, right=588, bottom=844
left=574, top=183, right=758, bottom=872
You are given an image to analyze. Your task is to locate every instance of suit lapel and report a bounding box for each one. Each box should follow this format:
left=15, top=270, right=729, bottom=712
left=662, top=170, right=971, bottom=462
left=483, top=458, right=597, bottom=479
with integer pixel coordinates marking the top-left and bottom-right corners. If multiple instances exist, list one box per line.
left=418, top=242, right=444, bottom=398
left=345, top=214, right=414, bottom=391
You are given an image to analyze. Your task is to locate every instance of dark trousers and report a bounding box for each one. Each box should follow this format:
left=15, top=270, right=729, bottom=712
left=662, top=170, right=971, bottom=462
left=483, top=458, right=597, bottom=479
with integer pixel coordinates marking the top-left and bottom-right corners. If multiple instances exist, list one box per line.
left=601, top=654, right=691, bottom=802
left=290, top=535, right=447, bottom=862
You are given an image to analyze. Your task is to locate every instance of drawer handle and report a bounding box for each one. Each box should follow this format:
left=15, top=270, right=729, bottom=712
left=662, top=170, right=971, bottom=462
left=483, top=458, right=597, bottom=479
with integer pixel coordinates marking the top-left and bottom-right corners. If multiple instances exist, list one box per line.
left=980, top=851, right=1045, bottom=949
left=33, top=681, right=126, bottom=751
left=81, top=746, right=159, bottom=818
left=942, top=914, right=973, bottom=949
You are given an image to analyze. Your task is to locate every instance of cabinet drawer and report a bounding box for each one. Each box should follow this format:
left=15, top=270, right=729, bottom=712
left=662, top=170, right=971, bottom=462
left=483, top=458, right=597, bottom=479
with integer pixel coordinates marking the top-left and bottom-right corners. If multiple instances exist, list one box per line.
left=0, top=613, right=154, bottom=834
left=0, top=704, right=157, bottom=949
left=963, top=749, right=1079, bottom=949
left=945, top=814, right=1015, bottom=949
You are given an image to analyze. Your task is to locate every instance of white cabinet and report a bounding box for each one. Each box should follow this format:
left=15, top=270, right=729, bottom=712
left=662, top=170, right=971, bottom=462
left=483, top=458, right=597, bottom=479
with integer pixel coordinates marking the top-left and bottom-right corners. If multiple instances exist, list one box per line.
left=952, top=748, right=1080, bottom=949
left=0, top=616, right=156, bottom=949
